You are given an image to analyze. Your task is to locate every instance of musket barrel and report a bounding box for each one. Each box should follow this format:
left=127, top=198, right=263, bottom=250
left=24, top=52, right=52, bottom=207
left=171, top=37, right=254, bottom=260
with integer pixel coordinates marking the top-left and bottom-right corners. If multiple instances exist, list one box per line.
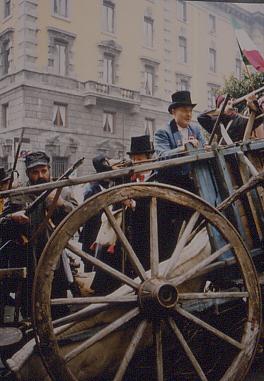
left=233, top=85, right=264, bottom=106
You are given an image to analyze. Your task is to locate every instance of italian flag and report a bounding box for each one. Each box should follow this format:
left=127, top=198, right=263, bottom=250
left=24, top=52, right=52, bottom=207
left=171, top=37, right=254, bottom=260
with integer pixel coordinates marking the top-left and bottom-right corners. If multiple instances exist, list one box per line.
left=232, top=17, right=264, bottom=73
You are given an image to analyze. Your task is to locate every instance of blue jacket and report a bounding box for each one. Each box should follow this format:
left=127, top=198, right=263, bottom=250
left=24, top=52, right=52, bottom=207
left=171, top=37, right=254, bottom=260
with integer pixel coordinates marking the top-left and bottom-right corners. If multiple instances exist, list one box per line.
left=154, top=119, right=206, bottom=157
left=154, top=119, right=206, bottom=178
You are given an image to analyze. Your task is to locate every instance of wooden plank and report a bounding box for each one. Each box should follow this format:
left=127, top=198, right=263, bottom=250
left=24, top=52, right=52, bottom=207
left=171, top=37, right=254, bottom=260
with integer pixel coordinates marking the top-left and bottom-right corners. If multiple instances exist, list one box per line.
left=150, top=197, right=159, bottom=277
left=213, top=149, right=247, bottom=242
left=188, top=145, right=227, bottom=252
left=237, top=152, right=264, bottom=240
left=1, top=141, right=264, bottom=199
left=0, top=267, right=27, bottom=280
left=243, top=112, right=256, bottom=141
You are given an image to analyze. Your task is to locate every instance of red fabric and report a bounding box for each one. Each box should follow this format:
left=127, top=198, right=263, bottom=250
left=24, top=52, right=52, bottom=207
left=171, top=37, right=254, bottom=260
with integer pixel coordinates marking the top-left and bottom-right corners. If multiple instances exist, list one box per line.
left=130, top=174, right=145, bottom=182
left=107, top=244, right=116, bottom=254
left=243, top=49, right=264, bottom=73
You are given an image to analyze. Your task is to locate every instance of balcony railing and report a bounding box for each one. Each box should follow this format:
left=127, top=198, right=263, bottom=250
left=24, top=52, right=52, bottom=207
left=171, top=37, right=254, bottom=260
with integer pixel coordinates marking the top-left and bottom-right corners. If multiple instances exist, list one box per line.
left=84, top=81, right=140, bottom=106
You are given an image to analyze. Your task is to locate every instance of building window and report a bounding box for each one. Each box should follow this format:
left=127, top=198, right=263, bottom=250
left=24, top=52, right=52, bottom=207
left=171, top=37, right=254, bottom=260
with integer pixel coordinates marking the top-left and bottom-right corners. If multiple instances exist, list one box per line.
left=179, top=36, right=187, bottom=64
left=53, top=0, right=68, bottom=18
left=180, top=79, right=188, bottom=91
left=145, top=118, right=155, bottom=140
left=177, top=0, right=187, bottom=22
left=209, top=14, right=216, bottom=34
left=1, top=40, right=10, bottom=75
left=236, top=58, right=242, bottom=79
left=4, top=0, right=11, bottom=18
left=207, top=84, right=219, bottom=109
left=103, top=111, right=115, bottom=133
left=176, top=74, right=191, bottom=91
left=48, top=28, right=75, bottom=77
left=52, top=156, right=68, bottom=178
left=53, top=104, right=67, bottom=127
left=53, top=41, right=68, bottom=75
left=209, top=48, right=216, bottom=72
left=103, top=54, right=114, bottom=84
left=103, top=0, right=115, bottom=33
left=144, top=65, right=154, bottom=96
left=144, top=17, right=154, bottom=48
left=2, top=103, right=9, bottom=128
left=0, top=156, right=8, bottom=170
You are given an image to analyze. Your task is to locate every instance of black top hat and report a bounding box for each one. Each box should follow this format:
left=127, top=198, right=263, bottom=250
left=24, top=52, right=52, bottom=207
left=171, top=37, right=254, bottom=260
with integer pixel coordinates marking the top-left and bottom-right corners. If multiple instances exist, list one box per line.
left=0, top=167, right=11, bottom=183
left=25, top=151, right=50, bottom=169
left=127, top=135, right=154, bottom=156
left=168, top=91, right=197, bottom=114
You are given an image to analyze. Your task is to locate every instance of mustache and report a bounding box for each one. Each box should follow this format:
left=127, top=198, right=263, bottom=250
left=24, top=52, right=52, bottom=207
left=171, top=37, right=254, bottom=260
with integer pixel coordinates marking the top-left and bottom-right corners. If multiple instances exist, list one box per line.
left=34, top=178, right=50, bottom=185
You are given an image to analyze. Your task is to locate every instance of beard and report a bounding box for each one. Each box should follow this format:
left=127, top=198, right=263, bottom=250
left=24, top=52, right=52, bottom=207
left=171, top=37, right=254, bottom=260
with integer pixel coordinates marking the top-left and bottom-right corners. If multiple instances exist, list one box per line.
left=34, top=177, right=50, bottom=185
left=30, top=177, right=51, bottom=196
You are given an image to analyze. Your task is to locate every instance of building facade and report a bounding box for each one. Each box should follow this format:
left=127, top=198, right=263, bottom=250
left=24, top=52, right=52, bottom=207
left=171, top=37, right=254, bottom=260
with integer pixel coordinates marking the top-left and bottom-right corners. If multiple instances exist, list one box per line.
left=0, top=0, right=263, bottom=176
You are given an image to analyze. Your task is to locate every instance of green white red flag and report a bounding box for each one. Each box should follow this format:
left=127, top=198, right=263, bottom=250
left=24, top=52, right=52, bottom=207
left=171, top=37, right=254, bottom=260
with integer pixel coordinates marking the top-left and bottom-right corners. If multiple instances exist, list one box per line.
left=232, top=18, right=264, bottom=73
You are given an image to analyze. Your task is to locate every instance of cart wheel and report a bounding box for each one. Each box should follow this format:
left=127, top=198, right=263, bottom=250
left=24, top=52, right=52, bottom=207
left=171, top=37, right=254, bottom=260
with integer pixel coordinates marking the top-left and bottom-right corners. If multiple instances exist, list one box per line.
left=33, top=183, right=261, bottom=381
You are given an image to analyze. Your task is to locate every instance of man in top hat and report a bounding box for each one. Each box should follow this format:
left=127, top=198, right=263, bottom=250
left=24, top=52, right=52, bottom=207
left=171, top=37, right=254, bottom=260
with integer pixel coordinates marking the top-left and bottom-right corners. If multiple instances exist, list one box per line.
left=154, top=90, right=206, bottom=190
left=117, top=135, right=156, bottom=274
left=155, top=91, right=206, bottom=157
left=0, top=151, right=77, bottom=318
left=154, top=92, right=206, bottom=258
left=127, top=135, right=155, bottom=183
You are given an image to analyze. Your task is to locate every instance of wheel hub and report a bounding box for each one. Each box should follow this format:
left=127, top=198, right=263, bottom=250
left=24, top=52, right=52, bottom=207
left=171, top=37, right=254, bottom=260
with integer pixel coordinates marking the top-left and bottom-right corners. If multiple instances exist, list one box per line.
left=138, top=278, right=178, bottom=317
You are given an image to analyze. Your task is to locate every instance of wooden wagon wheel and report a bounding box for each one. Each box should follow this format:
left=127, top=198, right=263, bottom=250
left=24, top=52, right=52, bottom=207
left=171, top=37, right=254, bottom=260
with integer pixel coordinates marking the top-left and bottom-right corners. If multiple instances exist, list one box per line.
left=33, top=183, right=261, bottom=381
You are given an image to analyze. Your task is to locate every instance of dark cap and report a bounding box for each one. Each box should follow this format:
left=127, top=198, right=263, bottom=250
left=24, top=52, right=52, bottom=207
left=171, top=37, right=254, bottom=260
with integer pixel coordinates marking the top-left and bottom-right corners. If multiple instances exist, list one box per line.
left=25, top=151, right=50, bottom=169
left=0, top=167, right=11, bottom=183
left=92, top=154, right=112, bottom=173
left=127, top=135, right=154, bottom=156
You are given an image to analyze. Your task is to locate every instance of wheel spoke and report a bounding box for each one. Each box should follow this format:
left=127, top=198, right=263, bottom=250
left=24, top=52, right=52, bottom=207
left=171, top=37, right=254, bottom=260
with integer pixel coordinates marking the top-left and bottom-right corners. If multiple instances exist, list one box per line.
left=65, top=307, right=140, bottom=363
left=179, top=292, right=248, bottom=300
left=168, top=317, right=208, bottom=381
left=66, top=242, right=139, bottom=290
left=170, top=243, right=232, bottom=286
left=164, top=212, right=200, bottom=278
left=53, top=304, right=112, bottom=329
left=150, top=197, right=159, bottom=277
left=104, top=207, right=147, bottom=281
left=155, top=321, right=164, bottom=381
left=51, top=295, right=138, bottom=305
left=175, top=305, right=244, bottom=350
left=113, top=320, right=147, bottom=381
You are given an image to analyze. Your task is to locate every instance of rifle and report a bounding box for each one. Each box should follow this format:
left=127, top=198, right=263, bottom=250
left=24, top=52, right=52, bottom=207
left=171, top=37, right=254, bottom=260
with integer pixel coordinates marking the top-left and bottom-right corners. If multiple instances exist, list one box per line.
left=8, top=128, right=25, bottom=190
left=25, top=156, right=85, bottom=216
left=208, top=94, right=230, bottom=145
left=0, top=156, right=85, bottom=252
left=233, top=85, right=264, bottom=106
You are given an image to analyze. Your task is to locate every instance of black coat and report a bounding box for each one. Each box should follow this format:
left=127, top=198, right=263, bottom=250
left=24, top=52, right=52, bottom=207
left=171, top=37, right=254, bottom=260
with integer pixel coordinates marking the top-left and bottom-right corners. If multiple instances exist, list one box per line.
left=198, top=112, right=263, bottom=142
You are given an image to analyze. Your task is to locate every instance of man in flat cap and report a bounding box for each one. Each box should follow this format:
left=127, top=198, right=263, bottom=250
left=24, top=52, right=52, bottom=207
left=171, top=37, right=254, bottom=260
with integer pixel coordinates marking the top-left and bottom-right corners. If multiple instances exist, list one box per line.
left=0, top=151, right=77, bottom=318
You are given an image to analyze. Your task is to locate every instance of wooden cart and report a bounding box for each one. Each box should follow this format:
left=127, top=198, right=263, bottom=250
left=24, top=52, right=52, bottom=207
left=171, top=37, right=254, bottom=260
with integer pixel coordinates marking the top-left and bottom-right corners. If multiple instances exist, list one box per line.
left=0, top=135, right=263, bottom=381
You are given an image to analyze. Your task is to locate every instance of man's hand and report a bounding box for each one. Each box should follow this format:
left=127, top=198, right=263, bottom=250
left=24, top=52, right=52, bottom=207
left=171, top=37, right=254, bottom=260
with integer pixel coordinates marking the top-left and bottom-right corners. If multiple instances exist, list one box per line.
left=46, top=190, right=64, bottom=208
left=246, top=94, right=258, bottom=112
left=122, top=199, right=136, bottom=210
left=187, top=138, right=199, bottom=148
left=10, top=211, right=29, bottom=224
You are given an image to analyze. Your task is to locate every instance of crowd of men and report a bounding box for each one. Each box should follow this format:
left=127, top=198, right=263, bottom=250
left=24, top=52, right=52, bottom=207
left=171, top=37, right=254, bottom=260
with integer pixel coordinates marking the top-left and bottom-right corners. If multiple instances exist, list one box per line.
left=0, top=90, right=263, bottom=318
